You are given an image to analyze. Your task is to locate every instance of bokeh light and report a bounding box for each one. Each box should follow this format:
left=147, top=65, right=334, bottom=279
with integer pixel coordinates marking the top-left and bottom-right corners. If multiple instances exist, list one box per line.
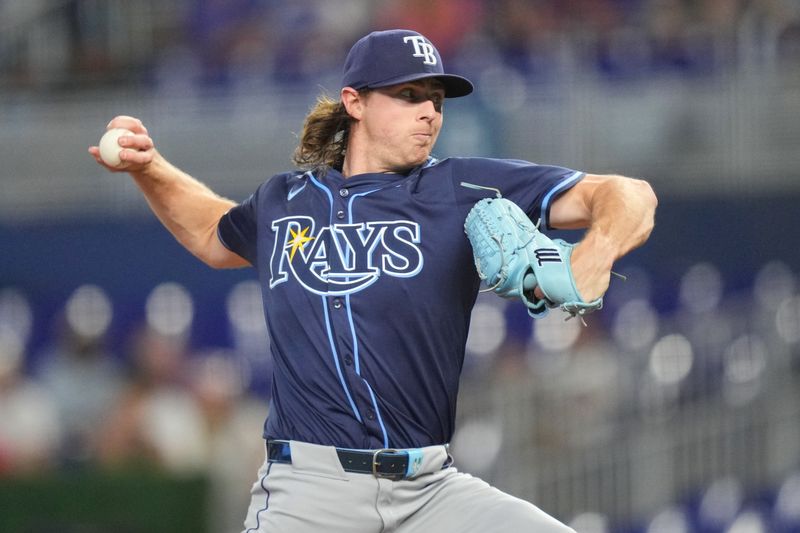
left=722, top=335, right=767, bottom=406
left=753, top=260, right=796, bottom=310
left=65, top=284, right=113, bottom=339
left=226, top=280, right=267, bottom=336
left=568, top=512, right=610, bottom=533
left=678, top=262, right=723, bottom=314
left=774, top=471, right=800, bottom=526
left=647, top=506, right=691, bottom=533
left=648, top=334, right=693, bottom=386
left=532, top=310, right=582, bottom=352
left=776, top=294, right=800, bottom=344
left=612, top=298, right=659, bottom=352
left=698, top=477, right=743, bottom=531
left=0, top=288, right=33, bottom=344
left=145, top=282, right=194, bottom=337
left=466, top=300, right=507, bottom=359
left=450, top=418, right=503, bottom=476
left=725, top=510, right=766, bottom=533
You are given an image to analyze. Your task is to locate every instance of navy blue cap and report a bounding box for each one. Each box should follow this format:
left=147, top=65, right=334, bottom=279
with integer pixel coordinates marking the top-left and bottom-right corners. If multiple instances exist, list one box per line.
left=342, top=29, right=474, bottom=98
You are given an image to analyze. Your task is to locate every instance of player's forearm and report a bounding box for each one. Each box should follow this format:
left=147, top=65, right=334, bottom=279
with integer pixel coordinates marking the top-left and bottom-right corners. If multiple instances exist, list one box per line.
left=583, top=175, right=657, bottom=264
left=129, top=151, right=236, bottom=265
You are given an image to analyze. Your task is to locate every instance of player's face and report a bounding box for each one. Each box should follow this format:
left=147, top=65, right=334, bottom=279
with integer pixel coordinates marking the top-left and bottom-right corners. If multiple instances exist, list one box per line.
left=359, top=79, right=445, bottom=173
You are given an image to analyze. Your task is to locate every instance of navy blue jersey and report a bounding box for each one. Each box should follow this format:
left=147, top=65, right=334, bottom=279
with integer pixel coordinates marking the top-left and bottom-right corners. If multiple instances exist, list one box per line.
left=218, top=156, right=583, bottom=449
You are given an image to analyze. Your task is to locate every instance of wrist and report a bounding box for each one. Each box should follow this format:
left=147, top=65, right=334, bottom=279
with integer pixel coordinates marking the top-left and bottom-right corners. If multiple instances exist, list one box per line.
left=130, top=149, right=167, bottom=182
left=577, top=229, right=618, bottom=269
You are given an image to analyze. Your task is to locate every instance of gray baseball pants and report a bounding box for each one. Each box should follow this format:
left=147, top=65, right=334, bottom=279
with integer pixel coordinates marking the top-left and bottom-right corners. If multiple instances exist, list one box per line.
left=241, top=440, right=575, bottom=533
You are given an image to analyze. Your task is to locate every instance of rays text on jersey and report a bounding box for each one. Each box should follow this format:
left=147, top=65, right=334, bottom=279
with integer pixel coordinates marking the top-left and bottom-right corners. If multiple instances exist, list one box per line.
left=269, top=216, right=424, bottom=295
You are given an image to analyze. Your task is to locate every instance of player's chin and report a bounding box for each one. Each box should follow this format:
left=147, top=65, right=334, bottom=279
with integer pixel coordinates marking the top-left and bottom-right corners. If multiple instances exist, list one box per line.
left=408, top=146, right=433, bottom=166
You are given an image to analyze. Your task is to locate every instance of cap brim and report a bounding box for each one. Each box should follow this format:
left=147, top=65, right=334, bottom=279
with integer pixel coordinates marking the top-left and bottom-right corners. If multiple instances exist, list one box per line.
left=367, top=72, right=474, bottom=98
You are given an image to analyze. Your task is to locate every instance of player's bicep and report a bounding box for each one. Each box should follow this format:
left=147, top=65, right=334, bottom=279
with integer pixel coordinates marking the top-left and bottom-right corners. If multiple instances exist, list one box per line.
left=548, top=173, right=610, bottom=230
left=214, top=192, right=259, bottom=267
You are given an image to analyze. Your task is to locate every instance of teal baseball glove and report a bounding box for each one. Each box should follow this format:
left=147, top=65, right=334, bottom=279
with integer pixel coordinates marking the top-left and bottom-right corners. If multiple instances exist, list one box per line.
left=463, top=195, right=603, bottom=320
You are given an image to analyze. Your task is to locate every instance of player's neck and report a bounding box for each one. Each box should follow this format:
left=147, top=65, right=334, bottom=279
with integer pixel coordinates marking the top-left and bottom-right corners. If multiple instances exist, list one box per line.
left=341, top=155, right=394, bottom=178
left=341, top=149, right=417, bottom=178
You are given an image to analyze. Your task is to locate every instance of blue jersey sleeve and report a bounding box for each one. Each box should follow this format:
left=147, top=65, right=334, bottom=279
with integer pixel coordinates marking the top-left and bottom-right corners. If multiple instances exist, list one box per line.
left=217, top=191, right=259, bottom=266
left=449, top=157, right=584, bottom=229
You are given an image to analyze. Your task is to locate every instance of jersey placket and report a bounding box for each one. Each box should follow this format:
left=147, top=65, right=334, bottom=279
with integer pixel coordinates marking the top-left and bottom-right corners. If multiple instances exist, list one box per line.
left=327, top=183, right=389, bottom=447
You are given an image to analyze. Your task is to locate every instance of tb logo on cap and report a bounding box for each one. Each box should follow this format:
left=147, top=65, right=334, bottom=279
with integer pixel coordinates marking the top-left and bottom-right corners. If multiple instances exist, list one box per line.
left=403, top=35, right=437, bottom=66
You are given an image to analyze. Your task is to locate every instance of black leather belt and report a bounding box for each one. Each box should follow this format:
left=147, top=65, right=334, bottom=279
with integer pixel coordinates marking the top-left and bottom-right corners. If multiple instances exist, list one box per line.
left=267, top=440, right=443, bottom=481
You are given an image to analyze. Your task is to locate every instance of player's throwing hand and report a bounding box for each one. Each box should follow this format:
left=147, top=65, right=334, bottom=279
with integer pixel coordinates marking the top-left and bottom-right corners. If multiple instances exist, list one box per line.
left=88, top=115, right=155, bottom=172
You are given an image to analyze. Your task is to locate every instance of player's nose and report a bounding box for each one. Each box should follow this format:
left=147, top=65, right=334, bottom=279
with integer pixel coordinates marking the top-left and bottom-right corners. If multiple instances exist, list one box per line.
left=417, top=98, right=438, bottom=121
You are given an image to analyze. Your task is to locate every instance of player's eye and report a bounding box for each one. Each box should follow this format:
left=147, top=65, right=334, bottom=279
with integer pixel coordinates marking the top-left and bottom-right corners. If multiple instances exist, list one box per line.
left=396, top=87, right=443, bottom=112
left=397, top=88, right=415, bottom=99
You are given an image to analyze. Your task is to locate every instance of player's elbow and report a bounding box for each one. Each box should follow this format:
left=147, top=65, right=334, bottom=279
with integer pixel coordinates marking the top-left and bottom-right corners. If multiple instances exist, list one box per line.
left=640, top=178, right=658, bottom=223
left=628, top=177, right=657, bottom=242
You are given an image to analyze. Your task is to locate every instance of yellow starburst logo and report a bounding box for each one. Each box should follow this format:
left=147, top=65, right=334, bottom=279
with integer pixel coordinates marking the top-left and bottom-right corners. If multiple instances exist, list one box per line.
left=286, top=226, right=315, bottom=261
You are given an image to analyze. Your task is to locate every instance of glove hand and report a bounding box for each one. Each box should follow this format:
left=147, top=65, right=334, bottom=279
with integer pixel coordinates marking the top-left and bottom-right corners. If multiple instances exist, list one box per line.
left=464, top=195, right=604, bottom=321
left=529, top=237, right=603, bottom=319
left=463, top=197, right=544, bottom=313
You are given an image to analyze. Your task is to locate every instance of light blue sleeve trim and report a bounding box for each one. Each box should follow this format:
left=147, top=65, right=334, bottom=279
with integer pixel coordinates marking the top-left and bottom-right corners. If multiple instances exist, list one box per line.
left=309, top=173, right=334, bottom=220
left=540, top=170, right=584, bottom=229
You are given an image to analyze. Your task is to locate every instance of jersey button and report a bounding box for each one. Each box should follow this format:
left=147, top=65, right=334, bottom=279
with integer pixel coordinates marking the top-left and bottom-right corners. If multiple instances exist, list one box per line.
left=336, top=210, right=345, bottom=220
left=344, top=354, right=353, bottom=366
left=366, top=409, right=376, bottom=420
left=333, top=298, right=342, bottom=309
left=339, top=188, right=349, bottom=197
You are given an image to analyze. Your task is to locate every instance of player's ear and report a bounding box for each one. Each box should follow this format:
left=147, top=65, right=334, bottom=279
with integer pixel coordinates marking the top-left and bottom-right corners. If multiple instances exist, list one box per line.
left=341, top=87, right=364, bottom=120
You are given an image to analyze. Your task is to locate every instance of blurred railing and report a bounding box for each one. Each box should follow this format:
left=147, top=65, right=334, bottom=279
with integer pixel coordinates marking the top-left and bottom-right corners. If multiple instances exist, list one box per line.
left=2, top=1, right=800, bottom=222
left=452, top=287, right=800, bottom=529
left=1, top=67, right=800, bottom=223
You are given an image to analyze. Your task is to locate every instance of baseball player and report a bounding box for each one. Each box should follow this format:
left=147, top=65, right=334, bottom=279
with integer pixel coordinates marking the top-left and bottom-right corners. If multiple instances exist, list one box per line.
left=89, top=29, right=656, bottom=533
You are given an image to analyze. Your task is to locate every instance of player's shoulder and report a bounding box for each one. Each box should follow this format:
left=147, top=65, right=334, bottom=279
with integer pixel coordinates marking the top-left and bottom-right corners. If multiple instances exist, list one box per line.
left=425, top=156, right=536, bottom=174
left=410, top=157, right=519, bottom=198
left=252, top=170, right=310, bottom=199
left=261, top=170, right=307, bottom=189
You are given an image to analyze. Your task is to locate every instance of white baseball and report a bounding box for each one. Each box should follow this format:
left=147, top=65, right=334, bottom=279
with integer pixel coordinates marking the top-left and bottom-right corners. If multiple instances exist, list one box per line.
left=98, top=128, right=134, bottom=167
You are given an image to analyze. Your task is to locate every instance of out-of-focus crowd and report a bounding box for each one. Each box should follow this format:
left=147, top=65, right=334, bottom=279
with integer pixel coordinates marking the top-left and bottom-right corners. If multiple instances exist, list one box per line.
left=1, top=258, right=799, bottom=531
left=0, top=284, right=269, bottom=531
left=0, top=304, right=266, bottom=476
left=2, top=0, right=800, bottom=93
left=2, top=258, right=799, bottom=477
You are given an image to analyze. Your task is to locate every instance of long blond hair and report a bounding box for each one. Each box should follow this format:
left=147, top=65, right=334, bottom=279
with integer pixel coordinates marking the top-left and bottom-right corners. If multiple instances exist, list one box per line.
left=292, top=93, right=355, bottom=172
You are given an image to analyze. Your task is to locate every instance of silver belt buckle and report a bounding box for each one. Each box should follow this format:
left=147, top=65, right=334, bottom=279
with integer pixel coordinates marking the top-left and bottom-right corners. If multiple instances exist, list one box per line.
left=372, top=448, right=400, bottom=478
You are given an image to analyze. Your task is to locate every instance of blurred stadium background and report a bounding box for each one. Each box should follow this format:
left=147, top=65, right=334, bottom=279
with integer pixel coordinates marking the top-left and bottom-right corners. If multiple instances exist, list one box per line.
left=2, top=1, right=800, bottom=532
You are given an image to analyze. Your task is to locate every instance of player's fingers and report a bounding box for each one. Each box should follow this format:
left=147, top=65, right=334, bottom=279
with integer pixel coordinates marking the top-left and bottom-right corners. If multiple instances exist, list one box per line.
left=118, top=132, right=154, bottom=152
left=106, top=115, right=149, bottom=135
left=88, top=145, right=130, bottom=172
left=118, top=145, right=154, bottom=167
left=87, top=146, right=110, bottom=168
